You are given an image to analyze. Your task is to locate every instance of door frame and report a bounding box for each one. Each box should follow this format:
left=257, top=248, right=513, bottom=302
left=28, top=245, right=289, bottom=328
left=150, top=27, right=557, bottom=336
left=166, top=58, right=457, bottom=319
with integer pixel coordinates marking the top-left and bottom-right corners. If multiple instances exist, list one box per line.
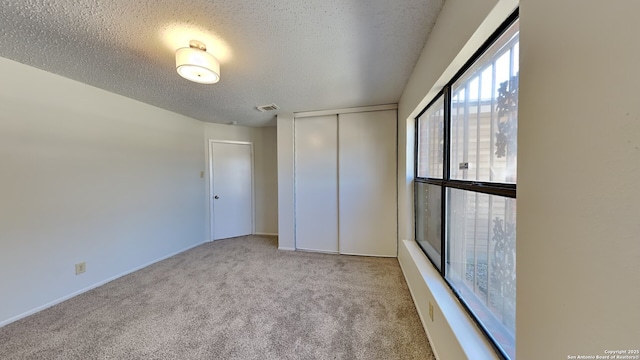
left=208, top=139, right=255, bottom=241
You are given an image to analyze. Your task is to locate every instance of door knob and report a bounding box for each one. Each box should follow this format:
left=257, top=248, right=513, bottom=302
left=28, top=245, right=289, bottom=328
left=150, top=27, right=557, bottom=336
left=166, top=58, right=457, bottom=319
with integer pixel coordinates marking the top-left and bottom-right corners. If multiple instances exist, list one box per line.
left=214, top=195, right=219, bottom=199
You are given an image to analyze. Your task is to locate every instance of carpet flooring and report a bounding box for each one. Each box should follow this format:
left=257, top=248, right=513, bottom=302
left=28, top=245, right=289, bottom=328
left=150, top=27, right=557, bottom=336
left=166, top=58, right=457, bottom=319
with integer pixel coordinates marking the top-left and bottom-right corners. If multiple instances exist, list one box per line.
left=0, top=235, right=434, bottom=360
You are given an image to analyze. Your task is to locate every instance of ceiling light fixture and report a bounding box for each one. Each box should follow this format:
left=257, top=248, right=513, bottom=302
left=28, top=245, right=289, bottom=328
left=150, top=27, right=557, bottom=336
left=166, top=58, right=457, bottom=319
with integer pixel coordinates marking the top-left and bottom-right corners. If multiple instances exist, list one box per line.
left=175, top=40, right=220, bottom=84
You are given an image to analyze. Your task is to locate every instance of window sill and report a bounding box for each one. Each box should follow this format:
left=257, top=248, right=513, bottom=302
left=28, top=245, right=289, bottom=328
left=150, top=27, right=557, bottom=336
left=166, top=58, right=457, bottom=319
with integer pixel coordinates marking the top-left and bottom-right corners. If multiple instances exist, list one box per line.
left=398, top=240, right=500, bottom=360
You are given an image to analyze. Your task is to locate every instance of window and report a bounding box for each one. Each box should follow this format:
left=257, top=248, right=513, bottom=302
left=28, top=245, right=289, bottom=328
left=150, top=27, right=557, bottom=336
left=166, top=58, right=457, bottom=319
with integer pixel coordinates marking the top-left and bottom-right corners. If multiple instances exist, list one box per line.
left=417, top=96, right=445, bottom=179
left=415, top=13, right=518, bottom=360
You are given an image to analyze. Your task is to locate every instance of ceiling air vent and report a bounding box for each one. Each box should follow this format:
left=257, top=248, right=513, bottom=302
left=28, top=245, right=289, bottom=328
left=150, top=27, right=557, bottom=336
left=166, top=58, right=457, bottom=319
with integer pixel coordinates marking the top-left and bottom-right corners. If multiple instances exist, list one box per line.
left=256, top=103, right=280, bottom=112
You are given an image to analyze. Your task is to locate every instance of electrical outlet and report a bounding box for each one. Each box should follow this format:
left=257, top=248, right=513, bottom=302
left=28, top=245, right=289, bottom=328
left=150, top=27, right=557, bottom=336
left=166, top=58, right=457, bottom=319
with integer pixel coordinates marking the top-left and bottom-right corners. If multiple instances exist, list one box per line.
left=200, top=171, right=205, bottom=178
left=75, top=262, right=86, bottom=275
left=428, top=301, right=434, bottom=321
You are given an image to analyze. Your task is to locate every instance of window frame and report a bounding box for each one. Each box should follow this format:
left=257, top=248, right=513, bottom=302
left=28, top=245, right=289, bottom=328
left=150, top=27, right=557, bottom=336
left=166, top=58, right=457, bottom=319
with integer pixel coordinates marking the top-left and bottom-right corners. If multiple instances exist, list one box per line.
left=414, top=9, right=519, bottom=360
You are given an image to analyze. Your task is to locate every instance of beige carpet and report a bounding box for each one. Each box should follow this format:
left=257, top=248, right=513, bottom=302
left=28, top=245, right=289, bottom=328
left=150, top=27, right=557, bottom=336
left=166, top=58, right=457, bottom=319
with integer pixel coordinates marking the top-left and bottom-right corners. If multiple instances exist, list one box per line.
left=0, top=235, right=434, bottom=360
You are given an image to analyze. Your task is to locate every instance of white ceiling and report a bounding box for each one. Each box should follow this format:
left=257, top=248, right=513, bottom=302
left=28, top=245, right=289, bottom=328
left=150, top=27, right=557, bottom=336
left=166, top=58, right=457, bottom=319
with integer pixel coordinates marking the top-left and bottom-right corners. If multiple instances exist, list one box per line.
left=0, top=0, right=444, bottom=127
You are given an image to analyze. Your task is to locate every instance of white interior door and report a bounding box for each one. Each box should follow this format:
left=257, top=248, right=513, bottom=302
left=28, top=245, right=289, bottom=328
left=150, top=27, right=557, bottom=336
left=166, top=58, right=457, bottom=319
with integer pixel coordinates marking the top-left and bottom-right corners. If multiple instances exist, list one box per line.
left=211, top=141, right=253, bottom=240
left=294, top=115, right=339, bottom=252
left=338, top=110, right=397, bottom=256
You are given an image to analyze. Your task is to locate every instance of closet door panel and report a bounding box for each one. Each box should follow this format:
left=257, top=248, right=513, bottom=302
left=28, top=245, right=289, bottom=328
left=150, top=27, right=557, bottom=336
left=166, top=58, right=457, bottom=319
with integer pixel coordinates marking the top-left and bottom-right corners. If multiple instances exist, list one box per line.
left=338, top=110, right=397, bottom=256
left=294, top=115, right=339, bottom=252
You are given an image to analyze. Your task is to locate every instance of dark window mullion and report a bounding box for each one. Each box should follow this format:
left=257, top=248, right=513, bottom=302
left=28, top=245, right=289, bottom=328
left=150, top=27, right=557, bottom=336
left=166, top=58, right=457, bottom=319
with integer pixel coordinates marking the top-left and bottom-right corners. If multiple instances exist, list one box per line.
left=414, top=113, right=420, bottom=248
left=444, top=86, right=451, bottom=182
left=441, top=86, right=451, bottom=276
left=444, top=180, right=516, bottom=198
left=415, top=178, right=444, bottom=186
left=414, top=117, right=419, bottom=179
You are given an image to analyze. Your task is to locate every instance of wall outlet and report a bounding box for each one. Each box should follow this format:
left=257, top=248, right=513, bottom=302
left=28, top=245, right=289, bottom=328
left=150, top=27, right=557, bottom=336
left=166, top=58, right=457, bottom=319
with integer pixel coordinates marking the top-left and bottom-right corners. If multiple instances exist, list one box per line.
left=200, top=171, right=205, bottom=179
left=429, top=301, right=434, bottom=322
left=75, top=262, right=86, bottom=275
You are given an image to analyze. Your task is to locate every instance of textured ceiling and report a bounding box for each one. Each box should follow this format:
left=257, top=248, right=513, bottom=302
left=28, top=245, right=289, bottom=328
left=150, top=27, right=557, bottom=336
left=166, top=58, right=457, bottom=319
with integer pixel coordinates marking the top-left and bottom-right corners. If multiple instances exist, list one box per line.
left=0, top=0, right=444, bottom=127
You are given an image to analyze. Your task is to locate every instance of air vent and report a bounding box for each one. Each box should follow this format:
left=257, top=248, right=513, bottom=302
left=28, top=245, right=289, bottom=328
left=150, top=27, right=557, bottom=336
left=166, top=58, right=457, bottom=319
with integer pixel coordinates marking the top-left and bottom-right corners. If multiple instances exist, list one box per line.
left=256, top=103, right=280, bottom=112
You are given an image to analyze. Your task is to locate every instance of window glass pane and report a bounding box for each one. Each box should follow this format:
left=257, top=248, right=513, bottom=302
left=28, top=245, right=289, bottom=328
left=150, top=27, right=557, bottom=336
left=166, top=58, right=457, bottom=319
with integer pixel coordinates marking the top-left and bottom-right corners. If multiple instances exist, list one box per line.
left=446, top=188, right=516, bottom=359
left=415, top=182, right=441, bottom=269
left=512, top=43, right=519, bottom=76
left=450, top=21, right=519, bottom=183
left=417, top=96, right=445, bottom=178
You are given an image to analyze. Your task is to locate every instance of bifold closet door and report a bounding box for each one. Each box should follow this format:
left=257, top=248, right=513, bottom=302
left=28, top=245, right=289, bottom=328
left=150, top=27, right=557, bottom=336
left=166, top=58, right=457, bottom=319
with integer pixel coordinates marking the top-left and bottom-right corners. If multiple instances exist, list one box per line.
left=294, top=115, right=339, bottom=252
left=338, top=110, right=397, bottom=257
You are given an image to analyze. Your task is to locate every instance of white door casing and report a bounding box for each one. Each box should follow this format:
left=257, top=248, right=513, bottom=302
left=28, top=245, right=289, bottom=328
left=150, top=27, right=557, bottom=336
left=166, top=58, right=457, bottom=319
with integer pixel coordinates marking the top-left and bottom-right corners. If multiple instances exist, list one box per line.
left=210, top=141, right=254, bottom=240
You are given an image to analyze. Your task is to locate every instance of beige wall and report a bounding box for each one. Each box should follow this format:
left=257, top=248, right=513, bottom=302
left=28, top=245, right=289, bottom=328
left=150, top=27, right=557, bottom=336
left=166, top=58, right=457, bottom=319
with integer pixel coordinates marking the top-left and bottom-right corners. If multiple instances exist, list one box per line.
left=252, top=126, right=278, bottom=235
left=517, top=0, right=640, bottom=358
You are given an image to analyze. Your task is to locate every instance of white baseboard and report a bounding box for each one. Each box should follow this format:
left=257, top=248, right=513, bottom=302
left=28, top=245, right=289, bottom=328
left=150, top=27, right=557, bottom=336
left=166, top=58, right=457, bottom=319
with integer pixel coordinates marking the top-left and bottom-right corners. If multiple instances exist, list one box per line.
left=339, top=251, right=397, bottom=258
left=278, top=246, right=296, bottom=251
left=0, top=240, right=205, bottom=328
left=254, top=232, right=278, bottom=236
left=295, top=248, right=339, bottom=255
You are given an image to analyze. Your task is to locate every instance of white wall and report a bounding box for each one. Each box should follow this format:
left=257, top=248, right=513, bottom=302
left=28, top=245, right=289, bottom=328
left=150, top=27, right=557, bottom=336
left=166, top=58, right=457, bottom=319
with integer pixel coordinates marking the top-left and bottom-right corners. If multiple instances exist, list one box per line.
left=204, top=122, right=254, bottom=143
left=0, top=57, right=206, bottom=326
left=276, top=113, right=295, bottom=250
left=517, top=1, right=640, bottom=358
